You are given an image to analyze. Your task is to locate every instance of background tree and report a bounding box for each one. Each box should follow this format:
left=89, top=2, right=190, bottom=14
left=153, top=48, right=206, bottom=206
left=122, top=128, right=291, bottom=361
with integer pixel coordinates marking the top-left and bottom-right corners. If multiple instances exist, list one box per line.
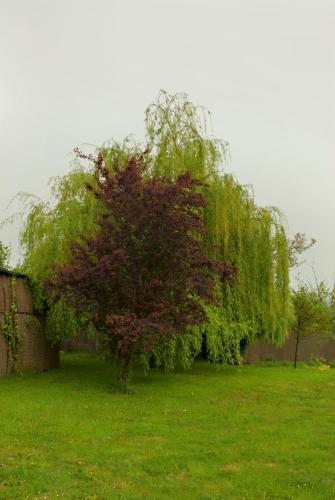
left=291, top=283, right=334, bottom=367
left=46, top=153, right=234, bottom=386
left=288, top=232, right=316, bottom=268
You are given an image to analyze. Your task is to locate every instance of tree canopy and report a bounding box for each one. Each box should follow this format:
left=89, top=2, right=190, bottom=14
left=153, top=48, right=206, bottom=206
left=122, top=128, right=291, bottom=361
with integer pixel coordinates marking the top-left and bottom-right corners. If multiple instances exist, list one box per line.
left=16, top=90, right=291, bottom=366
left=46, top=153, right=234, bottom=384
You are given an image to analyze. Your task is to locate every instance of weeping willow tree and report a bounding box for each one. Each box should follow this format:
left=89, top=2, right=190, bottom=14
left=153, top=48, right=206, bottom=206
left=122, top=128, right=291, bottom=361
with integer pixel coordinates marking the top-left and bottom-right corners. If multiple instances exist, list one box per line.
left=0, top=241, right=10, bottom=269
left=143, top=91, right=290, bottom=367
left=16, top=90, right=290, bottom=361
left=17, top=164, right=99, bottom=341
left=145, top=90, right=229, bottom=179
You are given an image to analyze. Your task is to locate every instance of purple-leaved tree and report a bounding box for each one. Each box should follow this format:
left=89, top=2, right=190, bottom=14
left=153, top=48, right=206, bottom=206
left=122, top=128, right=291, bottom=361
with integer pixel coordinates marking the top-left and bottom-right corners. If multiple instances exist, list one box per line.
left=46, top=152, right=234, bottom=385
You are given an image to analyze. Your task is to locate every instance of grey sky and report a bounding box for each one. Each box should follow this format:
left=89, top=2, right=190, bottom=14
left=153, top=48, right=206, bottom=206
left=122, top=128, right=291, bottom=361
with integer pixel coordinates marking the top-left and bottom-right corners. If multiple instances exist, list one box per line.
left=1, top=0, right=334, bottom=284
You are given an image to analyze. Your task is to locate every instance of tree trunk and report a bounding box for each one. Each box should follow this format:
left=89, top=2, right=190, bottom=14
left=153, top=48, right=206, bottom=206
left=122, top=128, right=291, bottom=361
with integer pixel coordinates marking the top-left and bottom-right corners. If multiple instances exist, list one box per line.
left=118, top=354, right=132, bottom=388
left=294, top=330, right=300, bottom=368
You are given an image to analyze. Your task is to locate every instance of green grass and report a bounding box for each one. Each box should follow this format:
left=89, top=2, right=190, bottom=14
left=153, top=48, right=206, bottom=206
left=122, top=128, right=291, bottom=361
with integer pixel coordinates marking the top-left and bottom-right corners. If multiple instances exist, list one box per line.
left=0, top=354, right=334, bottom=499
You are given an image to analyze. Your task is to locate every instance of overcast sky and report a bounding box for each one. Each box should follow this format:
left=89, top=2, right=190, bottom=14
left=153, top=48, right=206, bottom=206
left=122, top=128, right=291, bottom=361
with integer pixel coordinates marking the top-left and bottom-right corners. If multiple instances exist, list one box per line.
left=0, top=0, right=334, bottom=285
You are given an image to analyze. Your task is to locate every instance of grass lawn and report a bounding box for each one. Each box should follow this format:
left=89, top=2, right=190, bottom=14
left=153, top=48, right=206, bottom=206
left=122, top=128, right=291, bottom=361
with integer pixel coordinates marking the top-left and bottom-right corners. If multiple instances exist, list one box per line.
left=0, top=354, right=334, bottom=499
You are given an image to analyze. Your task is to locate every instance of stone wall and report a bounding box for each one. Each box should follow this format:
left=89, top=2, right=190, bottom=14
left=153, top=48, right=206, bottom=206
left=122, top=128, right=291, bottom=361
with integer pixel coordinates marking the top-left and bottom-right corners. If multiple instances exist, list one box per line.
left=0, top=271, right=59, bottom=377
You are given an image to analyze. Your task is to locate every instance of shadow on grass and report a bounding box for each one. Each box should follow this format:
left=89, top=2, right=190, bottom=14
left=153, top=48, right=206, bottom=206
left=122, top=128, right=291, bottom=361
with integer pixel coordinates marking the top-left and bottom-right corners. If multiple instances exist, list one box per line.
left=0, top=352, right=244, bottom=396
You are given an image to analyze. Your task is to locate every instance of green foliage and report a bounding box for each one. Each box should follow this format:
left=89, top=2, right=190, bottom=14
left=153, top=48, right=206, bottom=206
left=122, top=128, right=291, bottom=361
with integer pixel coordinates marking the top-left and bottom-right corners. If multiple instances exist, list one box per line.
left=288, top=232, right=316, bottom=268
left=19, top=165, right=99, bottom=284
left=17, top=164, right=100, bottom=341
left=0, top=277, right=22, bottom=373
left=146, top=329, right=203, bottom=372
left=0, top=241, right=10, bottom=269
left=24, top=314, right=41, bottom=331
left=291, top=283, right=334, bottom=337
left=45, top=298, right=95, bottom=343
left=307, top=356, right=331, bottom=369
left=145, top=90, right=229, bottom=179
left=291, top=282, right=334, bottom=367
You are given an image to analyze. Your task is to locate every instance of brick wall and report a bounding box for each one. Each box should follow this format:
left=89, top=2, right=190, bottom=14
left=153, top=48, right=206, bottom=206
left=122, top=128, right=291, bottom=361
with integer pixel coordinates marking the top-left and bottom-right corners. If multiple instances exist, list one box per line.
left=0, top=272, right=59, bottom=377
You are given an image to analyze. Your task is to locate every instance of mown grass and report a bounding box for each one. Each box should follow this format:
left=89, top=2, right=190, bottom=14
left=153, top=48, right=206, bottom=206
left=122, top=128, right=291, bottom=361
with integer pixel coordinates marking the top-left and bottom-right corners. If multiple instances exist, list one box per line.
left=0, top=353, right=334, bottom=499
